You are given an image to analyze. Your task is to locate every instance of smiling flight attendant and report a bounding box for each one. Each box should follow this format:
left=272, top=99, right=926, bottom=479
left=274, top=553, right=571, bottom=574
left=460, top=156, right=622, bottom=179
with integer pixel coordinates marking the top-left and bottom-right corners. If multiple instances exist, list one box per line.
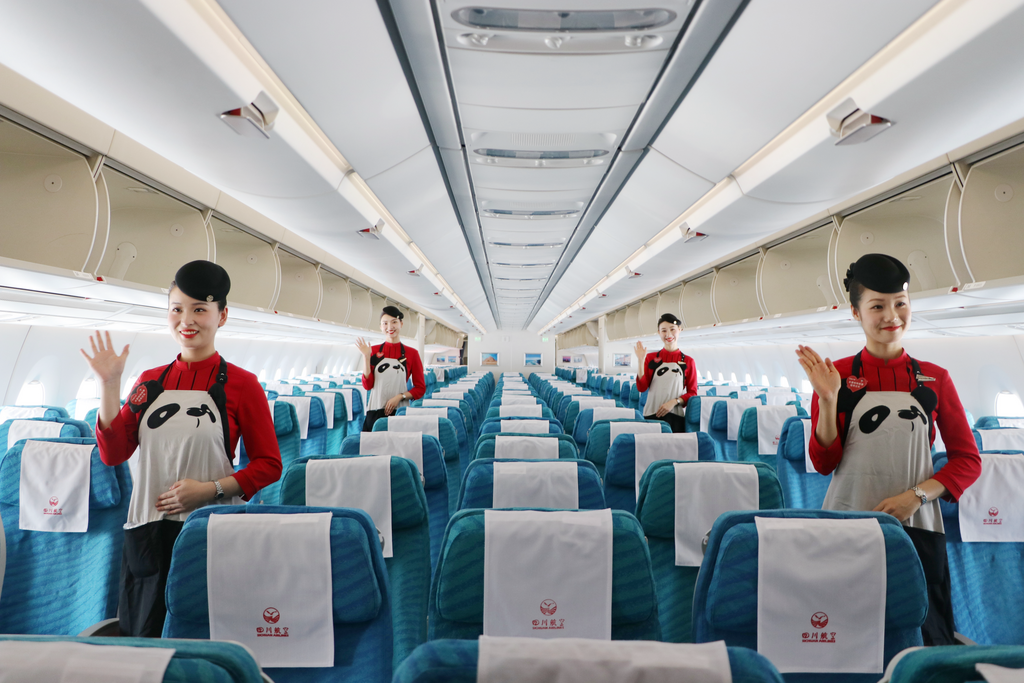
left=797, top=253, right=981, bottom=645
left=356, top=306, right=426, bottom=432
left=634, top=313, right=698, bottom=433
left=82, top=260, right=281, bottom=637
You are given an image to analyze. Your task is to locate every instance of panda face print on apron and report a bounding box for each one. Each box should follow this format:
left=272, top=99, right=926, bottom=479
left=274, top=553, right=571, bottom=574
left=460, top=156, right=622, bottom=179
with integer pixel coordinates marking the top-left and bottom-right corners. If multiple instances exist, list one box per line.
left=367, top=344, right=409, bottom=412
left=643, top=351, right=686, bottom=418
left=823, top=351, right=942, bottom=533
left=125, top=359, right=240, bottom=528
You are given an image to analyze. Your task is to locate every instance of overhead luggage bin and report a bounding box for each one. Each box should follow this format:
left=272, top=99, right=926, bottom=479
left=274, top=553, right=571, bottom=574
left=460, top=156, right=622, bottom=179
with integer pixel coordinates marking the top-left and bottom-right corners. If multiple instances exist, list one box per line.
left=656, top=284, right=683, bottom=324
left=609, top=308, right=627, bottom=340
left=681, top=273, right=716, bottom=328
left=95, top=168, right=208, bottom=289
left=831, top=174, right=959, bottom=301
left=0, top=119, right=98, bottom=272
left=711, top=254, right=763, bottom=323
left=348, top=283, right=372, bottom=331
left=317, top=272, right=351, bottom=325
left=959, top=143, right=1024, bottom=284
left=624, top=302, right=642, bottom=338
left=211, top=218, right=278, bottom=310
left=274, top=250, right=320, bottom=318
left=638, top=296, right=659, bottom=332
left=369, top=291, right=386, bottom=320
left=760, top=225, right=839, bottom=315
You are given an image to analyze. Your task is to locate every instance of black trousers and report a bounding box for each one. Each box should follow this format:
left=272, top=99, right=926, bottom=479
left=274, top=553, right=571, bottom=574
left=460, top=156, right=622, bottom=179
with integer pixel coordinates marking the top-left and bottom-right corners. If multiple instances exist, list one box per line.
left=904, top=526, right=957, bottom=645
left=119, top=519, right=184, bottom=638
left=650, top=411, right=687, bottom=433
left=362, top=409, right=387, bottom=433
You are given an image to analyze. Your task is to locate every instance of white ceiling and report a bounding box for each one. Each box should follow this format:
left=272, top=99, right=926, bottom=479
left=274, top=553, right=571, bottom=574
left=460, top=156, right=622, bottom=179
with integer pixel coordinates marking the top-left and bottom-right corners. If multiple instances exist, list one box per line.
left=7, top=0, right=1024, bottom=342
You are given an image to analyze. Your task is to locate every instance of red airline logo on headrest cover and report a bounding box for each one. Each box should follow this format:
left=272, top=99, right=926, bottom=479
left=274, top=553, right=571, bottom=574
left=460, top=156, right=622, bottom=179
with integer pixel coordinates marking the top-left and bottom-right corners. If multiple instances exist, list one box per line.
left=846, top=377, right=867, bottom=392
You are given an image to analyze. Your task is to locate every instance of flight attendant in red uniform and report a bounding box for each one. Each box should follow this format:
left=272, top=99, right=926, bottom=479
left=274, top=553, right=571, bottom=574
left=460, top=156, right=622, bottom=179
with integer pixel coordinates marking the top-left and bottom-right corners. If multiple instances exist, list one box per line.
left=797, top=253, right=981, bottom=645
left=82, top=260, right=282, bottom=637
left=634, top=313, right=698, bottom=433
left=356, top=306, right=425, bottom=432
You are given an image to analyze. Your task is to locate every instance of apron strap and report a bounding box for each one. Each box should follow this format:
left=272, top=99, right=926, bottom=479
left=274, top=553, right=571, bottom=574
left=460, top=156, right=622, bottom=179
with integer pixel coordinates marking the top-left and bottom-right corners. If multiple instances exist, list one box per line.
left=842, top=351, right=937, bottom=445
left=127, top=362, right=175, bottom=418
left=206, top=357, right=232, bottom=466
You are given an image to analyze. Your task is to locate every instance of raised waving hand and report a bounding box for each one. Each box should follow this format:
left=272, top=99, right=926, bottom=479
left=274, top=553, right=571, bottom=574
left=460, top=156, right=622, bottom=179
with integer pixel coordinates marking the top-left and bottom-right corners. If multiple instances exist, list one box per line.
left=795, top=344, right=841, bottom=402
left=80, top=331, right=130, bottom=430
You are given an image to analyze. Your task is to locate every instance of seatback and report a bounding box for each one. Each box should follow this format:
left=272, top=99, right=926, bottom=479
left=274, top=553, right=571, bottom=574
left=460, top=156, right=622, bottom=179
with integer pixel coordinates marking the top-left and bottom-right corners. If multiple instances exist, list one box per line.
left=776, top=416, right=832, bottom=509
left=888, top=644, right=1024, bottom=683
left=373, top=417, right=461, bottom=516
left=479, top=416, right=563, bottom=435
left=458, top=459, right=605, bottom=510
left=280, top=455, right=430, bottom=669
left=393, top=640, right=784, bottom=683
left=0, top=635, right=264, bottom=682
left=398, top=407, right=470, bottom=476
left=305, top=391, right=348, bottom=455
left=417, top=398, right=475, bottom=440
left=619, top=381, right=632, bottom=406
left=693, top=510, right=927, bottom=682
left=736, top=405, right=808, bottom=466
left=0, top=405, right=68, bottom=420
left=163, top=505, right=393, bottom=683
left=0, top=438, right=131, bottom=634
left=241, top=401, right=300, bottom=505
left=708, top=400, right=762, bottom=459
left=0, top=417, right=91, bottom=450
left=563, top=400, right=623, bottom=437
left=428, top=509, right=659, bottom=641
left=341, top=433, right=449, bottom=573
left=485, top=406, right=555, bottom=421
left=684, top=396, right=719, bottom=433
left=298, top=396, right=328, bottom=457
left=973, top=415, right=1023, bottom=430
left=604, top=432, right=719, bottom=514
left=582, top=419, right=672, bottom=478
left=934, top=454, right=1024, bottom=645
left=572, top=407, right=645, bottom=448
left=634, top=461, right=783, bottom=643
left=473, top=433, right=580, bottom=461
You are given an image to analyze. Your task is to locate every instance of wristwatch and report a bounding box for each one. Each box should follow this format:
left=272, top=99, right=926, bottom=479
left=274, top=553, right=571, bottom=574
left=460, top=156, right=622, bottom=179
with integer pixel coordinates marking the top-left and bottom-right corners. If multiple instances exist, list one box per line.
left=911, top=486, right=928, bottom=506
left=214, top=480, right=225, bottom=500
left=675, top=397, right=683, bottom=405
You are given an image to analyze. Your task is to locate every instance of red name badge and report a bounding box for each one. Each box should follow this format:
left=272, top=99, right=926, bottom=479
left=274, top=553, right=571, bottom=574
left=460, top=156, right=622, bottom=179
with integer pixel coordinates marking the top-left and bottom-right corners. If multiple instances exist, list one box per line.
left=846, top=377, right=867, bottom=391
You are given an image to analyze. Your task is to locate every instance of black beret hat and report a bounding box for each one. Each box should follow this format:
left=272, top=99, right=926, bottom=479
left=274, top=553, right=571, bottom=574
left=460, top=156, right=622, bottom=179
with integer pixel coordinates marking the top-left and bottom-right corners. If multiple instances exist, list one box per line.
left=844, top=253, right=910, bottom=294
left=173, top=260, right=230, bottom=302
left=381, top=305, right=404, bottom=320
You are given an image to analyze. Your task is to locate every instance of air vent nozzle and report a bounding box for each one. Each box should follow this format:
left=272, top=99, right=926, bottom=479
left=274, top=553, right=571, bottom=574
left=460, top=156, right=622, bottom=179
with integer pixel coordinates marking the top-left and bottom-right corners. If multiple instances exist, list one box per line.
left=452, top=8, right=676, bottom=32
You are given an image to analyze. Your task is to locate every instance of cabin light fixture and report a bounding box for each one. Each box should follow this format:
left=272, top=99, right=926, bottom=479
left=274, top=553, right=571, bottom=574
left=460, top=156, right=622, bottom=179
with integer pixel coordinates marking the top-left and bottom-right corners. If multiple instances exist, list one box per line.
left=826, top=98, right=893, bottom=146
left=681, top=223, right=708, bottom=243
left=219, top=91, right=278, bottom=139
left=357, top=219, right=384, bottom=240
left=628, top=270, right=643, bottom=279
left=451, top=8, right=676, bottom=32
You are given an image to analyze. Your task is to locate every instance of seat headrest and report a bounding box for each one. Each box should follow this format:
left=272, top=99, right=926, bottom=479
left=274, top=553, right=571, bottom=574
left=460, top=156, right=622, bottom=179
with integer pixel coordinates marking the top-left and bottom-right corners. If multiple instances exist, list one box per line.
left=272, top=402, right=296, bottom=437
left=779, top=418, right=810, bottom=463
left=635, top=461, right=782, bottom=539
left=166, top=506, right=383, bottom=625
left=306, top=397, right=327, bottom=429
left=434, top=509, right=655, bottom=626
left=702, top=511, right=926, bottom=632
left=285, top=455, right=428, bottom=529
left=0, top=438, right=122, bottom=509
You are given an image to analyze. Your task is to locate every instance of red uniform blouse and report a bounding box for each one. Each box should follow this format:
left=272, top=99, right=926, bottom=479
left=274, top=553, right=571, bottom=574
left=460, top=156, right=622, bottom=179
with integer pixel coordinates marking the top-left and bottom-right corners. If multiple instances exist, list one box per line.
left=634, top=348, right=699, bottom=407
left=361, top=342, right=426, bottom=400
left=808, top=348, right=981, bottom=501
left=96, top=353, right=282, bottom=500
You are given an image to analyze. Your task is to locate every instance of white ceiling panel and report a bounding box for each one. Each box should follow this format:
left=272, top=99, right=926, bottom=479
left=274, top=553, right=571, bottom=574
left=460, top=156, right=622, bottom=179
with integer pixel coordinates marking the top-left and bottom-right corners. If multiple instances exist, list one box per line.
left=743, top=5, right=1024, bottom=205
left=447, top=49, right=670, bottom=110
left=459, top=103, right=636, bottom=136
left=0, top=1, right=338, bottom=199
left=619, top=150, right=716, bottom=226
left=652, top=0, right=940, bottom=183
left=218, top=0, right=430, bottom=181
left=695, top=194, right=832, bottom=240
left=470, top=164, right=606, bottom=192
left=483, top=226, right=574, bottom=243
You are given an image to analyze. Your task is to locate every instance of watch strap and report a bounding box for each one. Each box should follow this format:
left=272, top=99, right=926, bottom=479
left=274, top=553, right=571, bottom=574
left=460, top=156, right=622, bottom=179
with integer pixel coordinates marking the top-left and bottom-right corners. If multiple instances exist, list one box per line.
left=214, top=480, right=225, bottom=500
left=911, top=485, right=928, bottom=505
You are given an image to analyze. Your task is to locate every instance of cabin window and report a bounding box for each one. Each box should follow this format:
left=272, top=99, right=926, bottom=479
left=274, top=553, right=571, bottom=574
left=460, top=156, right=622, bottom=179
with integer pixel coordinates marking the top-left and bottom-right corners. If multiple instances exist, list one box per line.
left=744, top=373, right=753, bottom=385
left=780, top=376, right=790, bottom=388
left=717, top=372, right=724, bottom=383
left=995, top=391, right=1024, bottom=416
left=730, top=373, right=738, bottom=385
left=761, top=374, right=770, bottom=387
left=302, top=366, right=309, bottom=376
left=16, top=380, right=44, bottom=406
left=273, top=368, right=283, bottom=380
left=801, top=379, right=813, bottom=394
left=258, top=369, right=267, bottom=382
left=77, top=376, right=98, bottom=399
left=121, top=376, right=138, bottom=400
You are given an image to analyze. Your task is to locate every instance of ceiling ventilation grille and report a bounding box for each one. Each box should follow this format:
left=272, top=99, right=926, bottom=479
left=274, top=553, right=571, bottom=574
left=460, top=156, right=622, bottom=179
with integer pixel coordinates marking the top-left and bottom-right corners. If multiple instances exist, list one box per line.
left=509, top=133, right=577, bottom=147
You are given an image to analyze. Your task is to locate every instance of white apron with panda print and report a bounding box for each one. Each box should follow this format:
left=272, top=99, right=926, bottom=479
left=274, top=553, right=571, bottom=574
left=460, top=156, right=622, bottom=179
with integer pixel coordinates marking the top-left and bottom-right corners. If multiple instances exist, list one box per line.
left=643, top=352, right=686, bottom=419
left=822, top=391, right=941, bottom=533
left=366, top=347, right=410, bottom=412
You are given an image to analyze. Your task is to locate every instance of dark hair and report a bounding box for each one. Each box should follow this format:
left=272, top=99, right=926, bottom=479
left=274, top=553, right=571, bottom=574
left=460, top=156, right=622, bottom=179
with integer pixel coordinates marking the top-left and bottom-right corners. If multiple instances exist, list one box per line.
left=846, top=277, right=867, bottom=309
left=657, top=313, right=682, bottom=327
left=381, top=305, right=404, bottom=320
left=169, top=281, right=226, bottom=311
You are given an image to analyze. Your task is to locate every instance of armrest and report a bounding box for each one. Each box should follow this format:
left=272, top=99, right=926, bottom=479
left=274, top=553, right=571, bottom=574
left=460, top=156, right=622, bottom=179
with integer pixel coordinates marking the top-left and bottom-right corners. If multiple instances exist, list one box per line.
left=78, top=617, right=120, bottom=637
